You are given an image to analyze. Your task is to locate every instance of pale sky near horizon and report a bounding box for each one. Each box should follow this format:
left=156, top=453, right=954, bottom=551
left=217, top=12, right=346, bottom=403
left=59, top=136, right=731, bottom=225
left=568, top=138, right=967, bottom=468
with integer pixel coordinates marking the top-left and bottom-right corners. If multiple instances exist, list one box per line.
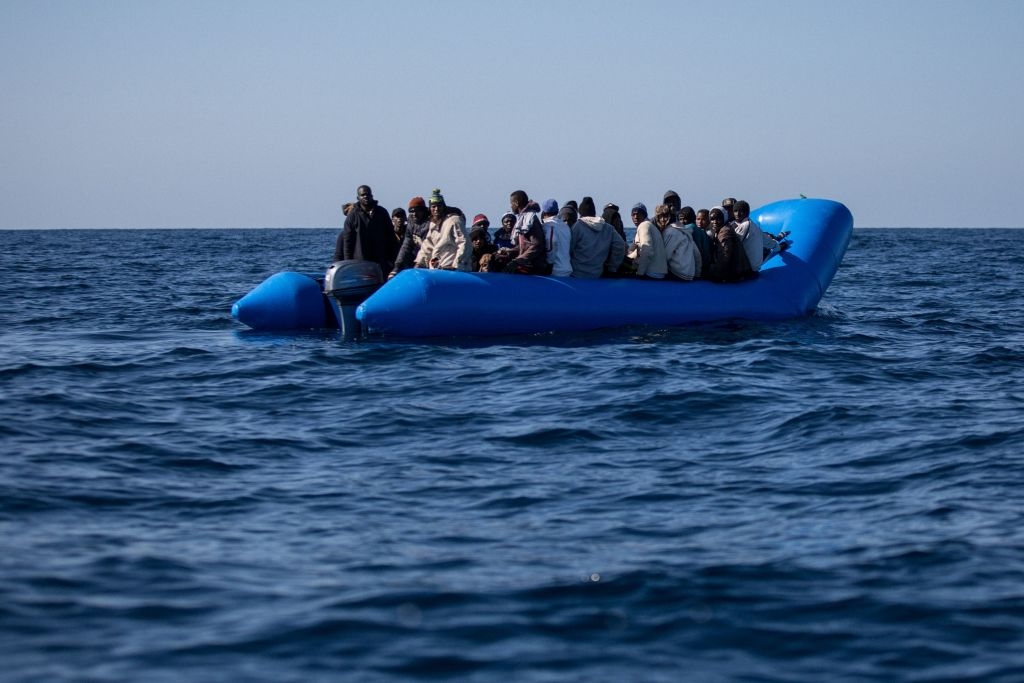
left=2, top=0, right=1022, bottom=229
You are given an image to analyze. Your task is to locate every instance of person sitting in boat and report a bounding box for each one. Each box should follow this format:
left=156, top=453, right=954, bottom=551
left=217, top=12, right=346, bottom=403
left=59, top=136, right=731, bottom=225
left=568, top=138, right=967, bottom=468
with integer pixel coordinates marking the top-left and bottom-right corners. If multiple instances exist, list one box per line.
left=493, top=212, right=515, bottom=249
left=333, top=184, right=398, bottom=278
left=707, top=207, right=753, bottom=283
left=388, top=197, right=430, bottom=280
left=721, top=197, right=737, bottom=224
left=696, top=208, right=712, bottom=240
left=731, top=200, right=765, bottom=272
left=541, top=198, right=572, bottom=277
left=598, top=200, right=628, bottom=243
left=414, top=188, right=471, bottom=271
left=628, top=203, right=667, bottom=279
left=470, top=215, right=497, bottom=272
left=570, top=199, right=626, bottom=279
left=391, top=207, right=408, bottom=245
left=492, top=190, right=548, bottom=274
left=655, top=204, right=699, bottom=281
left=663, top=190, right=682, bottom=221
left=674, top=206, right=712, bottom=277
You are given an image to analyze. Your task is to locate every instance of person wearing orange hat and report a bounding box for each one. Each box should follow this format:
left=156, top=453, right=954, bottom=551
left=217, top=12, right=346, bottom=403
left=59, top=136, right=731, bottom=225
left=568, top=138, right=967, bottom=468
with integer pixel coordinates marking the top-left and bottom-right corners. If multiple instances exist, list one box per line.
left=388, top=196, right=430, bottom=279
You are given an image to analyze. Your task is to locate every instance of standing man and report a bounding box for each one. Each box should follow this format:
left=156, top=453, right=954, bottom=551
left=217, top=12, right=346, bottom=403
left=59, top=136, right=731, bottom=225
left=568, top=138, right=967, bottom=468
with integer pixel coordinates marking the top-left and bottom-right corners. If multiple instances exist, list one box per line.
left=333, top=184, right=398, bottom=277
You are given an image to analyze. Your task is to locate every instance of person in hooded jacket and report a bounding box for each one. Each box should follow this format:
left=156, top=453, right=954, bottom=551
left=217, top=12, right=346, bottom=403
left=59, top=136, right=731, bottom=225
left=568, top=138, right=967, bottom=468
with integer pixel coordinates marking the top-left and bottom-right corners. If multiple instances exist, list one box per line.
left=540, top=198, right=572, bottom=277
left=655, top=203, right=699, bottom=281
left=628, top=203, right=667, bottom=279
left=674, top=206, right=712, bottom=278
left=707, top=207, right=753, bottom=283
left=570, top=198, right=626, bottom=278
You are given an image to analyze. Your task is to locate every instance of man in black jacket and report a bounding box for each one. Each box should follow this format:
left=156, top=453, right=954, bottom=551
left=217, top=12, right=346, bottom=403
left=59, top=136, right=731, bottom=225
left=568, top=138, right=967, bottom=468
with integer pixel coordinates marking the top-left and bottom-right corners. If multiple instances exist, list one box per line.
left=333, top=185, right=398, bottom=277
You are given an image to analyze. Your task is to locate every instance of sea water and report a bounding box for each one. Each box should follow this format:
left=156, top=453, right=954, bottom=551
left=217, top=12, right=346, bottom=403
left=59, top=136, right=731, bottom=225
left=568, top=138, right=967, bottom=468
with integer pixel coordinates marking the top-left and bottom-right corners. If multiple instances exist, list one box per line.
left=2, top=228, right=1023, bottom=682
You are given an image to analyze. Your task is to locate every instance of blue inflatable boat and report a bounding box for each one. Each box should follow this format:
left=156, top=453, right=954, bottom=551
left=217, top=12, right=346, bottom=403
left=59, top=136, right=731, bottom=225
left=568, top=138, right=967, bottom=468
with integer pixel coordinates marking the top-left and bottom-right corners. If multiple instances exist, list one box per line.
left=231, top=197, right=852, bottom=338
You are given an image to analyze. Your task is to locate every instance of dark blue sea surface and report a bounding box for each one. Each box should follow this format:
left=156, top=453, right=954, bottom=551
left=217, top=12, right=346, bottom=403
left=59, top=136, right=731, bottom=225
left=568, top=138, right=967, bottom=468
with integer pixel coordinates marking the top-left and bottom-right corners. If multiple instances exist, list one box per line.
left=2, top=227, right=1024, bottom=682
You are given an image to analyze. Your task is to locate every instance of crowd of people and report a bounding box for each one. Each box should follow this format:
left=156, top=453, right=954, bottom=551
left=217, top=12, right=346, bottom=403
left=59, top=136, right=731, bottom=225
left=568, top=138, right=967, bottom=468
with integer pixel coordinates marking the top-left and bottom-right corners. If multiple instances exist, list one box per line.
left=333, top=185, right=783, bottom=285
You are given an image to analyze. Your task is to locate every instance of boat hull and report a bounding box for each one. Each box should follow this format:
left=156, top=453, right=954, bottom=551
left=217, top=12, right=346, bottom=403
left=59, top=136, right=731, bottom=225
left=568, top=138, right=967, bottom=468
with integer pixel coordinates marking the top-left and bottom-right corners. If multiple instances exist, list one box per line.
left=230, top=198, right=853, bottom=338
left=355, top=198, right=852, bottom=337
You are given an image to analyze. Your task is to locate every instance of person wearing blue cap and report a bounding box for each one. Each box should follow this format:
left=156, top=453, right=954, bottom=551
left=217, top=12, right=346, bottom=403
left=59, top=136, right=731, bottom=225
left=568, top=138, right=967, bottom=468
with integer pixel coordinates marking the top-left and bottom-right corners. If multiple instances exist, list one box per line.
left=540, top=198, right=572, bottom=277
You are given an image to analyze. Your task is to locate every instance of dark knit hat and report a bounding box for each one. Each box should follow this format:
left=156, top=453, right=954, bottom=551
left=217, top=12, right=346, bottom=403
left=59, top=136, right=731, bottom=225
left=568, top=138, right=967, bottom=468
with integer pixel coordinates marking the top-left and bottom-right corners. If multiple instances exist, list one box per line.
left=663, top=190, right=681, bottom=203
left=542, top=198, right=559, bottom=215
left=578, top=196, right=596, bottom=217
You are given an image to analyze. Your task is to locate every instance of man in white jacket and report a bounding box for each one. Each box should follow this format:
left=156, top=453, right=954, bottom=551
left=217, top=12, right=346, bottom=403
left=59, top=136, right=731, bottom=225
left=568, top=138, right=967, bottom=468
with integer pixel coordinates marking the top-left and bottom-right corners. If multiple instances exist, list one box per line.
left=414, top=188, right=471, bottom=271
left=628, top=203, right=667, bottom=279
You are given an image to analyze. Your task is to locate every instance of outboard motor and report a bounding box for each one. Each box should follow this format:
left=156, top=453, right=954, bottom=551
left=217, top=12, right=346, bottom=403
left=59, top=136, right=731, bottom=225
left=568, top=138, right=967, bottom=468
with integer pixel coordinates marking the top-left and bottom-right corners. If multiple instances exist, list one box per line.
left=323, top=260, right=384, bottom=340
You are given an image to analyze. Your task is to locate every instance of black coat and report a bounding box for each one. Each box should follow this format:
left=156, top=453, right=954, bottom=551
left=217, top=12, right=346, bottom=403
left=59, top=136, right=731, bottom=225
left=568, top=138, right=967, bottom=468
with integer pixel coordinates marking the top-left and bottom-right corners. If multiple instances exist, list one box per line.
left=333, top=202, right=398, bottom=276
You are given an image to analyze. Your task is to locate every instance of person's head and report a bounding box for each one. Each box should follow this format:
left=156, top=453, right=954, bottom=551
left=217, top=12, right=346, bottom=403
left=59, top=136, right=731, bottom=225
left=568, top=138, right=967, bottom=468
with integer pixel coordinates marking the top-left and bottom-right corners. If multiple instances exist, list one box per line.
left=709, top=207, right=726, bottom=228
left=472, top=213, right=490, bottom=230
left=565, top=200, right=579, bottom=212
left=509, top=190, right=529, bottom=213
left=654, top=204, right=674, bottom=230
left=541, top=198, right=559, bottom=218
left=500, top=211, right=515, bottom=231
left=733, top=200, right=750, bottom=222
left=357, top=185, right=374, bottom=211
left=429, top=188, right=446, bottom=222
left=391, top=207, right=407, bottom=229
left=678, top=206, right=696, bottom=225
left=408, top=196, right=427, bottom=222
left=559, top=205, right=578, bottom=226
left=696, top=209, right=710, bottom=228
left=630, top=202, right=648, bottom=226
left=470, top=226, right=490, bottom=247
left=663, top=190, right=681, bottom=212
left=721, top=197, right=736, bottom=220
left=579, top=196, right=596, bottom=218
left=602, top=204, right=622, bottom=228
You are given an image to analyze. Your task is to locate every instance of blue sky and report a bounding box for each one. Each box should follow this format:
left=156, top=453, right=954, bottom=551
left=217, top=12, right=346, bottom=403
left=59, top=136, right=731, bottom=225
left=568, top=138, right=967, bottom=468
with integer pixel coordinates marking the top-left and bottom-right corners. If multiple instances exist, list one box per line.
left=2, top=0, right=1022, bottom=228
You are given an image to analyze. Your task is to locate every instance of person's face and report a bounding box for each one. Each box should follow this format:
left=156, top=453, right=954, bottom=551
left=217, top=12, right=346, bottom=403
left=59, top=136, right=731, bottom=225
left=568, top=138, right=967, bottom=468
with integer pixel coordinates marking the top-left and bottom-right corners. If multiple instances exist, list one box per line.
left=410, top=206, right=426, bottom=222
left=510, top=195, right=523, bottom=213
left=709, top=210, right=724, bottom=227
left=392, top=215, right=405, bottom=231
left=655, top=213, right=672, bottom=229
left=502, top=217, right=514, bottom=231
left=696, top=213, right=709, bottom=228
left=430, top=203, right=444, bottom=222
left=631, top=211, right=644, bottom=227
left=733, top=206, right=748, bottom=222
left=357, top=187, right=373, bottom=209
